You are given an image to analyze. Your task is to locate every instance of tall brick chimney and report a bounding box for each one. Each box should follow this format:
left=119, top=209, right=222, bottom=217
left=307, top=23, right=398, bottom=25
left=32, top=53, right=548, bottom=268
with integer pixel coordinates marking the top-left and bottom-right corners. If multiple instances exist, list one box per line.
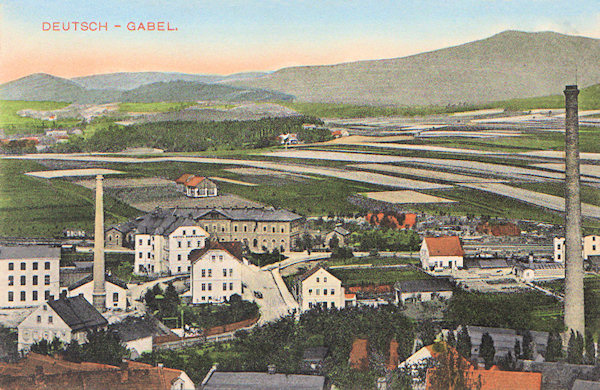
left=563, top=85, right=585, bottom=337
left=92, top=175, right=106, bottom=312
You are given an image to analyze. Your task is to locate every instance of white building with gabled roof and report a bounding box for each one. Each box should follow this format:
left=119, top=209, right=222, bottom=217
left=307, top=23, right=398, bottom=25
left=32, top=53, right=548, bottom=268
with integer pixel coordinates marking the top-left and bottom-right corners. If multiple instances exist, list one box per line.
left=293, top=265, right=345, bottom=312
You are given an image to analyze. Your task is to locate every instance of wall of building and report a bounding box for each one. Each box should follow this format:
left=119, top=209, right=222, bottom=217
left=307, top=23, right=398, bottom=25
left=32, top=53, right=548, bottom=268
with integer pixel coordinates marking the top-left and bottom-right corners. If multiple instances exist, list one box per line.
left=167, top=226, right=208, bottom=274
left=17, top=303, right=71, bottom=351
left=191, top=249, right=243, bottom=304
left=125, top=336, right=153, bottom=357
left=299, top=268, right=344, bottom=311
left=397, top=290, right=453, bottom=304
left=69, top=281, right=128, bottom=310
left=0, top=256, right=60, bottom=308
left=554, top=235, right=600, bottom=262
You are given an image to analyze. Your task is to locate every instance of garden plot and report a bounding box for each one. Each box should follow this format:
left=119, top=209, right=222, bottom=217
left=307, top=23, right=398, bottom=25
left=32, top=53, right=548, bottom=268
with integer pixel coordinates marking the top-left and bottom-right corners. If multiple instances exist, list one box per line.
left=73, top=177, right=173, bottom=189
left=25, top=168, right=124, bottom=178
left=362, top=190, right=456, bottom=204
left=352, top=164, right=505, bottom=183
left=532, top=164, right=600, bottom=179
left=459, top=182, right=600, bottom=219
left=132, top=194, right=264, bottom=212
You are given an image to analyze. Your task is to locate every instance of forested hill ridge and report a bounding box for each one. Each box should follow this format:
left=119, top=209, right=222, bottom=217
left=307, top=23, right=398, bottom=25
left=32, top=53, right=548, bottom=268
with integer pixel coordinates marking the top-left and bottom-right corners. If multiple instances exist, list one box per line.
left=0, top=73, right=291, bottom=103
left=230, top=30, right=600, bottom=106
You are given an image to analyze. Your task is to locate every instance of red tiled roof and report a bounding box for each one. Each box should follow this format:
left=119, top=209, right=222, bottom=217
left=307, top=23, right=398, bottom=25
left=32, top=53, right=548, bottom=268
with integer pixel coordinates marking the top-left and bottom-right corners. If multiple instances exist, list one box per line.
left=0, top=353, right=119, bottom=377
left=189, top=240, right=243, bottom=264
left=349, top=338, right=369, bottom=371
left=175, top=173, right=195, bottom=184
left=344, top=293, right=356, bottom=299
left=424, top=236, right=464, bottom=257
left=185, top=175, right=207, bottom=187
left=426, top=367, right=542, bottom=390
left=387, top=339, right=399, bottom=371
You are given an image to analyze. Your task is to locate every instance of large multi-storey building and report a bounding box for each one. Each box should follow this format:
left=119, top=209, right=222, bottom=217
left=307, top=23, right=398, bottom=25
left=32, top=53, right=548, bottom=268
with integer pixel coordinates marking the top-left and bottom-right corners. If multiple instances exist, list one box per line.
left=553, top=235, right=600, bottom=262
left=0, top=246, right=60, bottom=308
left=107, top=207, right=304, bottom=276
left=189, top=240, right=247, bottom=304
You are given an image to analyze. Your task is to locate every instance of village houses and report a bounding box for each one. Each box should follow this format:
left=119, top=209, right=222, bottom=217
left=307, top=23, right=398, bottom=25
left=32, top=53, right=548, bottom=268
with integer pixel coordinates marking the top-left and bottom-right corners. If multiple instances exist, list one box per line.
left=293, top=265, right=345, bottom=311
left=420, top=236, right=465, bottom=271
left=0, top=246, right=60, bottom=309
left=17, top=294, right=108, bottom=352
left=175, top=174, right=218, bottom=198
left=553, top=235, right=600, bottom=262
left=189, top=240, right=247, bottom=304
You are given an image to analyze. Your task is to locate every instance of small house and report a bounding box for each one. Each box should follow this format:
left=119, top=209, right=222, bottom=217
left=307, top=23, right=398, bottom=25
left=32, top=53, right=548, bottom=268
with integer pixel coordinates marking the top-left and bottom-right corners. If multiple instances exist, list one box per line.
left=394, top=278, right=453, bottom=304
left=514, top=262, right=565, bottom=282
left=325, top=226, right=351, bottom=247
left=67, top=273, right=129, bottom=311
left=420, top=236, right=464, bottom=271
left=293, top=265, right=345, bottom=312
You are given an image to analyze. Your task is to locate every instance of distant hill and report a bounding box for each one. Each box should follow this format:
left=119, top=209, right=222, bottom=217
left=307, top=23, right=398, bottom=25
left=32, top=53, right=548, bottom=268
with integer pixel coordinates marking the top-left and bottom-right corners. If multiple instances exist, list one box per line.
left=72, top=71, right=269, bottom=90
left=0, top=73, right=288, bottom=103
left=120, top=81, right=292, bottom=102
left=230, top=30, right=600, bottom=106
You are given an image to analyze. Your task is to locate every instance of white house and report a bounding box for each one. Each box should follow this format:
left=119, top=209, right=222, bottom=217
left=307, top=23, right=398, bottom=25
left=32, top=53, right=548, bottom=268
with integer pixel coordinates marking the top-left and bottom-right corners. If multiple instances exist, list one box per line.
left=293, top=265, right=345, bottom=312
left=420, top=236, right=464, bottom=271
left=189, top=240, right=247, bottom=304
left=394, top=278, right=454, bottom=304
left=514, top=262, right=565, bottom=282
left=17, top=294, right=108, bottom=352
left=134, top=218, right=209, bottom=276
left=175, top=174, right=218, bottom=198
left=554, top=235, right=600, bottom=262
left=66, top=274, right=129, bottom=311
left=111, top=316, right=176, bottom=359
left=0, top=246, right=60, bottom=308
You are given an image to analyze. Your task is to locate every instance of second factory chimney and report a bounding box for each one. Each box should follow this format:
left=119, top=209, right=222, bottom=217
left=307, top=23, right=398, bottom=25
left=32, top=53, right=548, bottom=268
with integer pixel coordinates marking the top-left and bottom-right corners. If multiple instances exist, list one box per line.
left=92, top=174, right=106, bottom=312
left=563, top=85, right=584, bottom=337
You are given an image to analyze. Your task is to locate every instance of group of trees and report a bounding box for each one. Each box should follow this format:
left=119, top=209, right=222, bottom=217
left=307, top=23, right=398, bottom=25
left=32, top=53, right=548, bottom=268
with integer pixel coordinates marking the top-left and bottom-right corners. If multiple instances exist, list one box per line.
left=566, top=330, right=597, bottom=365
left=29, top=330, right=129, bottom=366
left=53, top=116, right=328, bottom=152
left=352, top=228, right=421, bottom=252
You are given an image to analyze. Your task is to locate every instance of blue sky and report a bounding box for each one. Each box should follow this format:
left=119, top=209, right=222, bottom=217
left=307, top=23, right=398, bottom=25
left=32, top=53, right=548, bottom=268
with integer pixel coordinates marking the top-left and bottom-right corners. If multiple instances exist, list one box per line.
left=1, top=0, right=599, bottom=81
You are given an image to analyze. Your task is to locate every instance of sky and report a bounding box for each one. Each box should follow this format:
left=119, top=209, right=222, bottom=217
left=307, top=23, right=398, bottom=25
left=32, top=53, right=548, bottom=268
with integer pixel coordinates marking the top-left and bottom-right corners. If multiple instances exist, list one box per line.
left=1, top=0, right=599, bottom=83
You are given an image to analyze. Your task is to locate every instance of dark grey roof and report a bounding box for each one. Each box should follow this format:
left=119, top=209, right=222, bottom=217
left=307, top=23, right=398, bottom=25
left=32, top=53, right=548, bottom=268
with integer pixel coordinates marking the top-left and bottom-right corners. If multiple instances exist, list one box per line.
left=203, top=372, right=325, bottom=390
left=0, top=245, right=60, bottom=260
left=521, top=361, right=600, bottom=390
left=48, top=295, right=108, bottom=332
left=394, top=278, right=453, bottom=293
left=302, top=346, right=328, bottom=361
left=466, top=325, right=548, bottom=357
left=572, top=380, right=600, bottom=390
left=67, top=273, right=129, bottom=291
left=110, top=316, right=174, bottom=342
left=333, top=226, right=350, bottom=236
left=515, top=262, right=564, bottom=270
left=110, top=207, right=303, bottom=236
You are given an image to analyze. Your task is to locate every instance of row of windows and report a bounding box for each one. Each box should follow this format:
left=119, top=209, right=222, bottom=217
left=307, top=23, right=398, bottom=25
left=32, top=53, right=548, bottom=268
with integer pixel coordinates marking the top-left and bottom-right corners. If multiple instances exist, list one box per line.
left=37, top=315, right=53, bottom=324
left=315, top=277, right=327, bottom=283
left=177, top=240, right=203, bottom=249
left=8, top=290, right=51, bottom=302
left=308, top=288, right=335, bottom=296
left=8, top=275, right=51, bottom=286
left=7, top=261, right=52, bottom=271
left=176, top=266, right=191, bottom=273
left=200, top=268, right=233, bottom=278
left=308, top=301, right=336, bottom=309
left=201, top=281, right=237, bottom=291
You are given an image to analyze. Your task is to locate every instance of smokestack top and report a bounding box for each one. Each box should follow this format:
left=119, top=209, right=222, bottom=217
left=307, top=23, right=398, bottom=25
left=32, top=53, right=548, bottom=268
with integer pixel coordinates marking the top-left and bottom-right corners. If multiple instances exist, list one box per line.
left=565, top=85, right=578, bottom=90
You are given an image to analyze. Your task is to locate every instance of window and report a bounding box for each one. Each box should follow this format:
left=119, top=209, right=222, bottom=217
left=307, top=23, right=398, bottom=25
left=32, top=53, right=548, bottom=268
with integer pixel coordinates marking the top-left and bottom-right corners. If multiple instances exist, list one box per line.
left=281, top=227, right=285, bottom=233
left=188, top=266, right=191, bottom=272
left=219, top=255, right=223, bottom=261
left=316, top=277, right=319, bottom=282
left=208, top=283, right=212, bottom=291
left=21, top=262, right=26, bottom=271
left=324, top=289, right=328, bottom=295
left=139, top=238, right=142, bottom=245
left=223, top=282, right=227, bottom=290
left=138, top=252, right=142, bottom=258
left=229, top=283, right=233, bottom=290
left=45, top=290, right=50, bottom=300
left=272, top=227, right=276, bottom=233
left=201, top=283, right=206, bottom=291
left=33, top=262, right=38, bottom=270
left=8, top=262, right=14, bottom=271
left=44, top=275, right=50, bottom=285
left=178, top=241, right=182, bottom=248
left=188, top=241, right=191, bottom=248
left=148, top=239, right=151, bottom=245
left=594, top=245, right=597, bottom=251
left=193, top=229, right=196, bottom=235
left=208, top=269, right=212, bottom=277
left=37, top=315, right=41, bottom=323
left=45, top=262, right=50, bottom=270
left=234, top=225, right=238, bottom=232
left=8, top=276, right=13, bottom=286
left=263, top=226, right=267, bottom=232
left=20, top=291, right=26, bottom=301
left=229, top=268, right=233, bottom=277
left=221, top=227, right=225, bottom=232
left=557, top=254, right=561, bottom=260
left=177, top=266, right=181, bottom=273
left=243, top=226, right=247, bottom=232
left=331, top=289, right=335, bottom=295
left=177, top=254, right=182, bottom=261
left=198, top=241, right=202, bottom=247
left=147, top=252, right=151, bottom=258
left=211, top=255, right=216, bottom=261
left=182, top=230, right=186, bottom=235
left=308, top=289, right=312, bottom=295
left=202, top=269, right=206, bottom=277
left=324, top=277, right=327, bottom=283
left=8, top=291, right=13, bottom=302
left=316, top=289, right=320, bottom=295
left=20, top=276, right=26, bottom=286
left=48, top=316, right=53, bottom=324
left=223, top=269, right=227, bottom=277
left=113, top=292, right=119, bottom=302
left=557, top=244, right=561, bottom=250
left=33, top=291, right=38, bottom=301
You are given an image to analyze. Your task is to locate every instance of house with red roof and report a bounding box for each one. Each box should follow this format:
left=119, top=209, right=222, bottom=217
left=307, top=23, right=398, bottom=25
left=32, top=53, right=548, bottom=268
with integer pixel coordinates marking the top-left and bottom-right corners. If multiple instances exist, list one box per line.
left=174, top=174, right=218, bottom=198
left=420, top=236, right=464, bottom=271
left=189, top=240, right=248, bottom=304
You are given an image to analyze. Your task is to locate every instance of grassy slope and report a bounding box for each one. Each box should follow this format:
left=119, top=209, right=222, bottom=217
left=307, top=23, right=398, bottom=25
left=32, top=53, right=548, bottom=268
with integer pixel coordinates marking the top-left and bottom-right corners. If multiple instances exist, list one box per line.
left=0, top=100, right=80, bottom=135
left=118, top=102, right=196, bottom=113
left=0, top=159, right=140, bottom=237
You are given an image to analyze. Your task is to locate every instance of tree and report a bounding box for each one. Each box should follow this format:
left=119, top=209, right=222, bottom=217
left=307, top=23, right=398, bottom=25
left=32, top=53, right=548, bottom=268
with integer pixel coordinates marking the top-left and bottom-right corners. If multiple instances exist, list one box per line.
left=521, top=330, right=533, bottom=360
left=420, top=320, right=437, bottom=346
left=328, top=234, right=340, bottom=250
left=456, top=326, right=472, bottom=359
left=81, top=330, right=129, bottom=366
left=567, top=330, right=584, bottom=365
left=584, top=330, right=596, bottom=366
left=63, top=341, right=83, bottom=363
left=545, top=331, right=563, bottom=362
left=498, top=351, right=517, bottom=371
left=514, top=339, right=521, bottom=360
left=427, top=343, right=481, bottom=390
left=30, top=337, right=63, bottom=356
left=446, top=330, right=456, bottom=348
left=480, top=333, right=496, bottom=369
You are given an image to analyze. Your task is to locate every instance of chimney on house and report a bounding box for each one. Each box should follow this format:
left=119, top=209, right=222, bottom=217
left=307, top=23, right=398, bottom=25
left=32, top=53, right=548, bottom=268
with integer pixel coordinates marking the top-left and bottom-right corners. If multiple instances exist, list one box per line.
left=92, top=175, right=106, bottom=312
left=563, top=85, right=585, bottom=337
